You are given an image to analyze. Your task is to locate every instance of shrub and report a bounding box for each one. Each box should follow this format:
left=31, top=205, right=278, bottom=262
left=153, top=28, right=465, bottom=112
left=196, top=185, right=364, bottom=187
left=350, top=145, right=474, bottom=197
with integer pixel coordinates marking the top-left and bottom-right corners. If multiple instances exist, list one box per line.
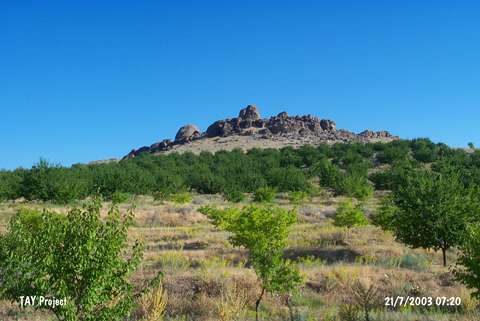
left=0, top=170, right=23, bottom=201
left=153, top=190, right=171, bottom=203
left=371, top=195, right=396, bottom=231
left=138, top=282, right=168, bottom=321
left=389, top=168, right=480, bottom=266
left=169, top=192, right=193, bottom=204
left=288, top=191, right=310, bottom=205
left=223, top=188, right=245, bottom=203
left=368, top=171, right=392, bottom=190
left=336, top=173, right=373, bottom=200
left=266, top=166, right=311, bottom=192
left=333, top=199, right=368, bottom=228
left=111, top=191, right=131, bottom=204
left=337, top=304, right=360, bottom=321
left=200, top=205, right=302, bottom=321
left=313, top=158, right=341, bottom=188
left=253, top=186, right=277, bottom=203
left=0, top=199, right=161, bottom=321
left=399, top=253, right=430, bottom=271
left=456, top=223, right=480, bottom=298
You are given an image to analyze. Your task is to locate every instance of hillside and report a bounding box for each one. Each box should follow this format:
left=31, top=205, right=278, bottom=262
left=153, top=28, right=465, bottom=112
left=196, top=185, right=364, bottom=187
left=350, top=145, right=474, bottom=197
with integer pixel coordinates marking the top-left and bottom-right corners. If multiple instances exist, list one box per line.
left=122, top=105, right=398, bottom=159
left=1, top=109, right=480, bottom=321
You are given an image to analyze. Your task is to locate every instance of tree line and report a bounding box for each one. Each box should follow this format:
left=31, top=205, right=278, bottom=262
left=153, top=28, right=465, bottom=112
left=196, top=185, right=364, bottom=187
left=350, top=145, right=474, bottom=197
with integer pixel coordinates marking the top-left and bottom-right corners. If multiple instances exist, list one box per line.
left=1, top=138, right=478, bottom=204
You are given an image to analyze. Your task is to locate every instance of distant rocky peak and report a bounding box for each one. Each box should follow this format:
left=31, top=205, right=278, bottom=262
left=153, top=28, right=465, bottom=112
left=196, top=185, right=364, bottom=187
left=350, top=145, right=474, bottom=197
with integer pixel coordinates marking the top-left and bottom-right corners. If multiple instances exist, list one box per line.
left=122, top=104, right=398, bottom=159
left=238, top=105, right=260, bottom=120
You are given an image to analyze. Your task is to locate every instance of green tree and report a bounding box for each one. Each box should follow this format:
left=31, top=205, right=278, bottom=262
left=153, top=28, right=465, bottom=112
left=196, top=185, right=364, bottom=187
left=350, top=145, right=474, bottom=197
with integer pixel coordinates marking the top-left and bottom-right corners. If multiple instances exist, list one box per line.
left=223, top=187, right=245, bottom=203
left=333, top=199, right=368, bottom=228
left=200, top=205, right=302, bottom=321
left=288, top=191, right=310, bottom=205
left=389, top=168, right=480, bottom=266
left=456, top=223, right=480, bottom=298
left=253, top=186, right=277, bottom=203
left=371, top=195, right=396, bottom=231
left=0, top=200, right=160, bottom=321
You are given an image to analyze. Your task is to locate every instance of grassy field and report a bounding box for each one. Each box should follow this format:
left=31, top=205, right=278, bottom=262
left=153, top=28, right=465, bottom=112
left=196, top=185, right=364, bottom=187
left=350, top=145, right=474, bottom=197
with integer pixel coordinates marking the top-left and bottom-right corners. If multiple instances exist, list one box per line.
left=1, top=192, right=479, bottom=321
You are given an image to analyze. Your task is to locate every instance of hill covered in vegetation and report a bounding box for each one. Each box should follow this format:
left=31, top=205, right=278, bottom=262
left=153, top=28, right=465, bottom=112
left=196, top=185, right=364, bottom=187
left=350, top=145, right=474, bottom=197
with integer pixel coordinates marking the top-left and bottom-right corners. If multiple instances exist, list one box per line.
left=0, top=138, right=478, bottom=204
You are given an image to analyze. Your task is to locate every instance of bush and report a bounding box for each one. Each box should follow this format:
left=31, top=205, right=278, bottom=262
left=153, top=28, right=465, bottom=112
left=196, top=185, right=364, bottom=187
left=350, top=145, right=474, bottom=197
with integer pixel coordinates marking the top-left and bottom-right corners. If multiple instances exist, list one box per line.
left=336, top=173, right=373, bottom=200
left=288, top=191, right=310, bottom=205
left=153, top=190, right=171, bottom=203
left=223, top=188, right=245, bottom=203
left=371, top=195, right=396, bottom=231
left=0, top=170, right=23, bottom=201
left=111, top=191, right=131, bottom=204
left=200, top=205, right=302, bottom=321
left=0, top=200, right=161, bottom=321
left=399, top=253, right=430, bottom=271
left=0, top=140, right=473, bottom=204
left=456, top=224, right=480, bottom=298
left=169, top=192, right=192, bottom=204
left=333, top=199, right=368, bottom=228
left=253, top=186, right=277, bottom=203
left=313, top=158, right=341, bottom=188
left=389, top=168, right=480, bottom=266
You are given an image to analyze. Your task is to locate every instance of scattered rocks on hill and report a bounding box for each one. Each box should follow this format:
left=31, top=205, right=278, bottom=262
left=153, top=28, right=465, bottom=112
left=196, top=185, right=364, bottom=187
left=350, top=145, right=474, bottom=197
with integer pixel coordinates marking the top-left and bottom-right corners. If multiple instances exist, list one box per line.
left=122, top=105, right=398, bottom=159
left=358, top=130, right=395, bottom=140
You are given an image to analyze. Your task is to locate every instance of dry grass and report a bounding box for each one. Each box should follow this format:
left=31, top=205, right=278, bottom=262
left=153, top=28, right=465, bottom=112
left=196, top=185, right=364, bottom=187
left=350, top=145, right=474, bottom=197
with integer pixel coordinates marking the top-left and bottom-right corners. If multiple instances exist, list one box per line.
left=0, top=194, right=477, bottom=321
left=138, top=283, right=168, bottom=321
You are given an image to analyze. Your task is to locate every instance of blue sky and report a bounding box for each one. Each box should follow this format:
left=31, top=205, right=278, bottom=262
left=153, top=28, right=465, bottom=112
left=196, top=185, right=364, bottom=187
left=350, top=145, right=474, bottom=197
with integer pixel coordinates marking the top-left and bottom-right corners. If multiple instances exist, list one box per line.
left=1, top=1, right=479, bottom=169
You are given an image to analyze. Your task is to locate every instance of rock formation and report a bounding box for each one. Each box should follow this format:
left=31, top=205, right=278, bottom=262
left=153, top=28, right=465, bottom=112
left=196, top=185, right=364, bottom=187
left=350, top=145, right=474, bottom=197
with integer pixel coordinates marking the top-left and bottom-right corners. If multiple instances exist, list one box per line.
left=123, top=105, right=398, bottom=159
left=175, top=124, right=201, bottom=143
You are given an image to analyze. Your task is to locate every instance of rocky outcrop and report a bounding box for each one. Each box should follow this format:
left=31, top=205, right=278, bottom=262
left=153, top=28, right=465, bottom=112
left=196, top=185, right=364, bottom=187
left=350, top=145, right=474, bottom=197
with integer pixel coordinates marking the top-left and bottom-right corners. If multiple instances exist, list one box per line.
left=358, top=130, right=396, bottom=140
left=122, top=105, right=398, bottom=159
left=205, top=106, right=337, bottom=139
left=175, top=124, right=201, bottom=143
left=238, top=104, right=260, bottom=121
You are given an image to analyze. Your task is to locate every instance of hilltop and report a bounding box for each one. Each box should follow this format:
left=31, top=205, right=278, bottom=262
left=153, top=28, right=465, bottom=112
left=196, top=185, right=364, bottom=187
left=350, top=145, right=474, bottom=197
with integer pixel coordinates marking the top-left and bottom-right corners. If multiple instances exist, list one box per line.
left=123, top=105, right=398, bottom=159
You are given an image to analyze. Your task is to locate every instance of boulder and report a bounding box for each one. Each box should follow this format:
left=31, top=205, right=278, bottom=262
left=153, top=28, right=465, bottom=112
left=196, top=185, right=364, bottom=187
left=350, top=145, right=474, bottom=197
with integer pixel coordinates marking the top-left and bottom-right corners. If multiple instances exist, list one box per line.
left=150, top=139, right=173, bottom=152
left=358, top=130, right=395, bottom=139
left=175, top=124, right=200, bottom=143
left=206, top=120, right=234, bottom=137
left=320, top=119, right=336, bottom=131
left=238, top=105, right=260, bottom=120
left=277, top=111, right=289, bottom=120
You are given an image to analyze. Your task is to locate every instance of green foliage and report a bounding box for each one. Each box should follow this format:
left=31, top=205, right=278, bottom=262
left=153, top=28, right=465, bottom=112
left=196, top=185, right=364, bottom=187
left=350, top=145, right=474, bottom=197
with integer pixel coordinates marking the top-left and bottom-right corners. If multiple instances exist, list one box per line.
left=21, top=159, right=90, bottom=204
left=0, top=200, right=155, bottom=321
left=1, top=140, right=479, bottom=205
left=312, top=158, right=341, bottom=188
left=333, top=199, right=368, bottom=228
left=371, top=195, right=396, bottom=231
left=223, top=188, right=245, bottom=203
left=0, top=169, right=23, bottom=200
left=388, top=167, right=480, bottom=266
left=169, top=192, right=192, bottom=204
left=253, top=186, right=277, bottom=203
left=335, top=172, right=373, bottom=200
left=266, top=166, right=311, bottom=192
left=399, top=253, right=431, bottom=271
left=410, top=138, right=438, bottom=163
left=313, top=159, right=372, bottom=200
left=111, top=191, right=131, bottom=204
left=153, top=190, right=171, bottom=203
left=288, top=191, right=310, bottom=205
left=375, top=141, right=410, bottom=164
left=199, top=205, right=302, bottom=320
left=456, top=223, right=480, bottom=298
